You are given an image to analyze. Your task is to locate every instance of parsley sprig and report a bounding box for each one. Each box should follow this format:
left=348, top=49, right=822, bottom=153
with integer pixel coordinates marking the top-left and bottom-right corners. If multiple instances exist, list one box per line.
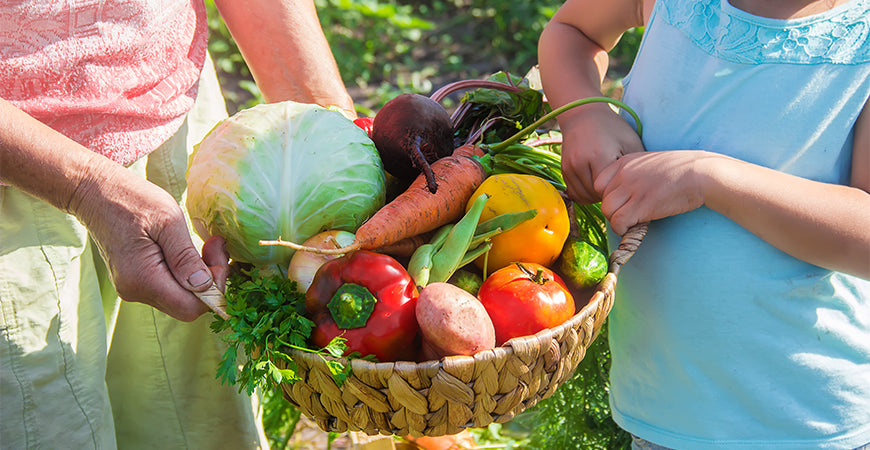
left=210, top=268, right=351, bottom=394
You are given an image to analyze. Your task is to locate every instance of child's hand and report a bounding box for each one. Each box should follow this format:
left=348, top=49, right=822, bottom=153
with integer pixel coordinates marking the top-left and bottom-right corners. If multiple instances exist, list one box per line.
left=560, top=105, right=645, bottom=204
left=593, top=150, right=717, bottom=235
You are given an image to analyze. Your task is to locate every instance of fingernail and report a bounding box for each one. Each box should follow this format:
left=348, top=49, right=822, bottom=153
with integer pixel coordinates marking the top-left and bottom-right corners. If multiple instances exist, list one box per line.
left=188, top=269, right=212, bottom=288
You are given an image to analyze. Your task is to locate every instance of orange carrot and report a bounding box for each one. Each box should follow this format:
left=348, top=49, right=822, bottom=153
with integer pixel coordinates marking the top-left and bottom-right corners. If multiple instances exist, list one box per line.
left=373, top=231, right=434, bottom=258
left=452, top=143, right=485, bottom=158
left=261, top=154, right=487, bottom=254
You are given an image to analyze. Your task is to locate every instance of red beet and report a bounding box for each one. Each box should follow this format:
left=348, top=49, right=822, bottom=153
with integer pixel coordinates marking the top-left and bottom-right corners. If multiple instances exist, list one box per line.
left=371, top=93, right=454, bottom=193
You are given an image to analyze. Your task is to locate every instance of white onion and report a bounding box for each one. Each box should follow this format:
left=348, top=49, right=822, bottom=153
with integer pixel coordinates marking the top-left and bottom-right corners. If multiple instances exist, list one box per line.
left=287, top=230, right=356, bottom=293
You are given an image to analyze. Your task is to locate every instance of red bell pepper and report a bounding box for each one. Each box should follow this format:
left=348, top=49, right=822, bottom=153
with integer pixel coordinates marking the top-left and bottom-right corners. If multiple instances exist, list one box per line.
left=353, top=116, right=375, bottom=138
left=306, top=250, right=419, bottom=362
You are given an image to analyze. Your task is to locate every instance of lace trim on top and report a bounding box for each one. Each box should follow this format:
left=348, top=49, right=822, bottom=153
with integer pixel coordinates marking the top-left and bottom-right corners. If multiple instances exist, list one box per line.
left=661, top=0, right=870, bottom=64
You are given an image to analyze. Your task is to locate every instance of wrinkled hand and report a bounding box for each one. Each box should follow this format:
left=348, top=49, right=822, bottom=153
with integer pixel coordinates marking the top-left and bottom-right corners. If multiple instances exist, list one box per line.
left=593, top=150, right=716, bottom=235
left=70, top=164, right=230, bottom=321
left=560, top=104, right=645, bottom=204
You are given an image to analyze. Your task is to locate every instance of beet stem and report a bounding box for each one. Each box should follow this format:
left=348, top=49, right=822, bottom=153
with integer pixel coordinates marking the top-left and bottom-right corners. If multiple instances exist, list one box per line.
left=486, top=96, right=644, bottom=153
left=430, top=79, right=523, bottom=104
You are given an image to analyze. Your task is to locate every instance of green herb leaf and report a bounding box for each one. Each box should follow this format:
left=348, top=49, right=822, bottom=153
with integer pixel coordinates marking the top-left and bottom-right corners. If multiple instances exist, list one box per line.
left=211, top=268, right=350, bottom=395
left=322, top=336, right=349, bottom=358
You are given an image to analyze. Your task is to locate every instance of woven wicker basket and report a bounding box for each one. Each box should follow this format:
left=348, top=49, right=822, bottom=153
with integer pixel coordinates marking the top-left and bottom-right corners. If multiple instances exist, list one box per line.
left=268, top=222, right=648, bottom=438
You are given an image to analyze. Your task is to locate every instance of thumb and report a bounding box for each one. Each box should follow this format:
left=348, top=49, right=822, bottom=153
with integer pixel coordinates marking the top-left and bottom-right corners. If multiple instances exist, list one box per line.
left=202, top=235, right=230, bottom=292
left=160, top=219, right=214, bottom=292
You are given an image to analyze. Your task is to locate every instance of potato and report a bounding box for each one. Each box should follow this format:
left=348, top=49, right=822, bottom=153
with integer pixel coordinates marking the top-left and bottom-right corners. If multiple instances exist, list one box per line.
left=416, top=282, right=496, bottom=359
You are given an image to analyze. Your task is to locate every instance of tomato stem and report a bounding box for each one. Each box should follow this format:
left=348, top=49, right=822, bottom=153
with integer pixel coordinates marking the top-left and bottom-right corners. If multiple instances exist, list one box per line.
left=516, top=262, right=550, bottom=285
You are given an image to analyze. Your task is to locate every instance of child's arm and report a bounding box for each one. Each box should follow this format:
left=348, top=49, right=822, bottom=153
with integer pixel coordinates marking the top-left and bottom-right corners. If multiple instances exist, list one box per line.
left=594, top=98, right=870, bottom=279
left=537, top=0, right=650, bottom=204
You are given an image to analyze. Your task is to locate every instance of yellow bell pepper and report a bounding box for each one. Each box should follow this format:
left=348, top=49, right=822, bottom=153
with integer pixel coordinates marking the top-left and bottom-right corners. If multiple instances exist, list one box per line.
left=466, top=173, right=569, bottom=273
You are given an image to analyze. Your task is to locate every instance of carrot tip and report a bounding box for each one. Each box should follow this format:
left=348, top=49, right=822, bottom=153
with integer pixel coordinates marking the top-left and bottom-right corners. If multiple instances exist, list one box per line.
left=258, top=238, right=360, bottom=255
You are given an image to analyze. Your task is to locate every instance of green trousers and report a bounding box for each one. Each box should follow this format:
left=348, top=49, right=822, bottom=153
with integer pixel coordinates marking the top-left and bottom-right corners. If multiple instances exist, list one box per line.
left=0, top=58, right=268, bottom=450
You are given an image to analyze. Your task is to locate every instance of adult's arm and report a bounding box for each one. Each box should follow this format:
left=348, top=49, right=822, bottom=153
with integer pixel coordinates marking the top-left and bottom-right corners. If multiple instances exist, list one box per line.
left=214, top=0, right=356, bottom=116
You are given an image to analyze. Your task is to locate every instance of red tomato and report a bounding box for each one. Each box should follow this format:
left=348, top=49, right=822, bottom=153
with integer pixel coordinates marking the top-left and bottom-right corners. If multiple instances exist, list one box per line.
left=477, top=262, right=575, bottom=346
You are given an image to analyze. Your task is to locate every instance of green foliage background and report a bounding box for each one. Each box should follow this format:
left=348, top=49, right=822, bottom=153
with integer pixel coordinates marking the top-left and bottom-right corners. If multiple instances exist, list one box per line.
left=205, top=1, right=642, bottom=448
left=206, top=0, right=641, bottom=114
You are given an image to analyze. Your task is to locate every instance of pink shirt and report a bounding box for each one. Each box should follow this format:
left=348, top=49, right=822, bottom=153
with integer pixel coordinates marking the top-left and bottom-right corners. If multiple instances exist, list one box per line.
left=0, top=0, right=208, bottom=165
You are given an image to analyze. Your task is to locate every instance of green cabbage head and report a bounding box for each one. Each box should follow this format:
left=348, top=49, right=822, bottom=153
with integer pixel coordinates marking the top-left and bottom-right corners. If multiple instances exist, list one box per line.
left=186, top=101, right=385, bottom=266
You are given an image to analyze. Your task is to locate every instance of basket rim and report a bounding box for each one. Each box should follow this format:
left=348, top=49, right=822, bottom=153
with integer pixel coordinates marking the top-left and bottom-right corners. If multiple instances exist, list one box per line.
left=284, top=266, right=618, bottom=370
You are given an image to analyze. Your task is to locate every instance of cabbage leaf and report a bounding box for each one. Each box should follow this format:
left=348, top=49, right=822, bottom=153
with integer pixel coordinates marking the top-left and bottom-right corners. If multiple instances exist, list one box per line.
left=186, top=101, right=385, bottom=266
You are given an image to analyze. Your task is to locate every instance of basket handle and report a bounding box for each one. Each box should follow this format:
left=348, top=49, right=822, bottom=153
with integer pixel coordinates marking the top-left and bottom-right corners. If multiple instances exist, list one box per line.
left=193, top=283, right=230, bottom=320
left=608, top=222, right=648, bottom=276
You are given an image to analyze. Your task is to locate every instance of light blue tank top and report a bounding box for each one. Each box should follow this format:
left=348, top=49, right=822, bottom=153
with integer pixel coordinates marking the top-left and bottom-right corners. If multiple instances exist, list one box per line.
left=610, top=1, right=870, bottom=448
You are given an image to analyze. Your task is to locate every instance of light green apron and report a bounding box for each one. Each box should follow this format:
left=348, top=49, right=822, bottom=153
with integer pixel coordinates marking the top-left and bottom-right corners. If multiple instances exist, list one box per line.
left=0, top=57, right=268, bottom=450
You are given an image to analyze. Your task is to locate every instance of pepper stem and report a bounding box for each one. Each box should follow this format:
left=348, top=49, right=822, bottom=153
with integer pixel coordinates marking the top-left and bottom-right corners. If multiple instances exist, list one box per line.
left=327, top=283, right=377, bottom=329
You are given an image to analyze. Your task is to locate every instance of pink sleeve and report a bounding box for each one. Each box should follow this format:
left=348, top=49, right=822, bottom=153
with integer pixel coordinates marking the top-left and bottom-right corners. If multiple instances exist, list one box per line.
left=1, top=0, right=209, bottom=166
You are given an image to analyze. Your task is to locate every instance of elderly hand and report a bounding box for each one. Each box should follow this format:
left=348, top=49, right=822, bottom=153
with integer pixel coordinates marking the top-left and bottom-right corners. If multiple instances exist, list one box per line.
left=69, top=161, right=229, bottom=321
